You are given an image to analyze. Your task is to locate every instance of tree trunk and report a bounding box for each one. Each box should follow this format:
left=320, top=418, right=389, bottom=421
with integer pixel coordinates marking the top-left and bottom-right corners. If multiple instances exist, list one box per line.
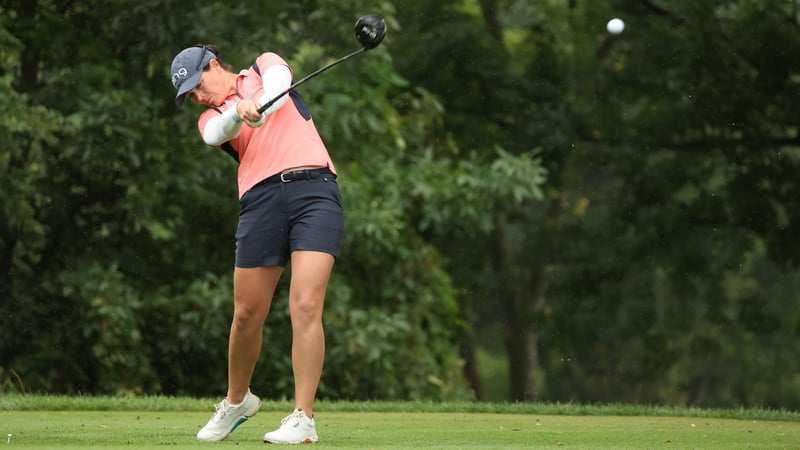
left=505, top=266, right=548, bottom=401
left=479, top=0, right=503, bottom=43
left=505, top=317, right=538, bottom=401
left=459, top=309, right=486, bottom=401
left=15, top=0, right=41, bottom=93
left=493, top=210, right=538, bottom=401
left=497, top=195, right=565, bottom=402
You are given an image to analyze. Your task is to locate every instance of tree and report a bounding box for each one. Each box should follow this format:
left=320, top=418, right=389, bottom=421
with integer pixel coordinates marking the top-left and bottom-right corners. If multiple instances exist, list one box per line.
left=390, top=0, right=567, bottom=401
left=388, top=0, right=800, bottom=408
left=0, top=0, right=473, bottom=400
left=537, top=0, right=800, bottom=407
left=3, top=0, right=800, bottom=409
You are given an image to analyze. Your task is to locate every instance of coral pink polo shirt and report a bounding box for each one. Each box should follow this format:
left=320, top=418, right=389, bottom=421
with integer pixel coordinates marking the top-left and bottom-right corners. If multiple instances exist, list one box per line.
left=198, top=52, right=336, bottom=199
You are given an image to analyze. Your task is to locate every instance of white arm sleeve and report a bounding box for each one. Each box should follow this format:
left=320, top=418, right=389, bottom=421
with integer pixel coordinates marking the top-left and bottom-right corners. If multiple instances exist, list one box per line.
left=257, top=64, right=292, bottom=116
left=202, top=104, right=243, bottom=146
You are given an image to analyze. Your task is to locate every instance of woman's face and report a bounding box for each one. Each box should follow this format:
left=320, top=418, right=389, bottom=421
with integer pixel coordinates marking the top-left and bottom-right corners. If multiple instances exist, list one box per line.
left=186, top=60, right=230, bottom=107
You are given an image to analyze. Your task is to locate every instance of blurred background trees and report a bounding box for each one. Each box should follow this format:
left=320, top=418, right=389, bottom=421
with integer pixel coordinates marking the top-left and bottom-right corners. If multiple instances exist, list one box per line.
left=2, top=0, right=799, bottom=409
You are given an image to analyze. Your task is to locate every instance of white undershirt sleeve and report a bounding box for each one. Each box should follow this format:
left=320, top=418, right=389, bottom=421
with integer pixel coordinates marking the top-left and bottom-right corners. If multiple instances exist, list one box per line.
left=257, top=64, right=293, bottom=116
left=202, top=104, right=243, bottom=146
left=201, top=63, right=292, bottom=143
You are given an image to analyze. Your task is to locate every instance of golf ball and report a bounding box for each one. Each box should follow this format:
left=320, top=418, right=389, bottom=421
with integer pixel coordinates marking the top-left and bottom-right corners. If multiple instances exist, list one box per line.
left=607, top=18, right=625, bottom=34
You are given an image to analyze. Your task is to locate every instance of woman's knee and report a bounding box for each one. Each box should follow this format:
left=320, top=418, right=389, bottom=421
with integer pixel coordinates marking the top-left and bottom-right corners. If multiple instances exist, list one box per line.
left=232, top=266, right=281, bottom=330
left=290, top=294, right=324, bottom=326
left=232, top=297, right=269, bottom=331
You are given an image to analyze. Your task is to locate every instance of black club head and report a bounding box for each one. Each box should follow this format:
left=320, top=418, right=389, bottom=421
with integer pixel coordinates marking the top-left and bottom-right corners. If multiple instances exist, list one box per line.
left=354, top=15, right=386, bottom=50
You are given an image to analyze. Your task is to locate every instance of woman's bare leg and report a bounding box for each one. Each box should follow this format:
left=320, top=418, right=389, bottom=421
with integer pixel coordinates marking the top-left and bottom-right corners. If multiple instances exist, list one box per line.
left=288, top=251, right=335, bottom=418
left=227, top=265, right=283, bottom=404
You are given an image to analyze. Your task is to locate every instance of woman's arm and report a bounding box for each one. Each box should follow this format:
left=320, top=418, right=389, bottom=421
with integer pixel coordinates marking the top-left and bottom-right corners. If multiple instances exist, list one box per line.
left=201, top=104, right=242, bottom=146
left=258, top=64, right=292, bottom=116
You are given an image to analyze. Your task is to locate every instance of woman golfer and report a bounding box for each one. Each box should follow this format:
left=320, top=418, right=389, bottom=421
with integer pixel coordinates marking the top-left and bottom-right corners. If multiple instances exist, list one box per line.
left=170, top=44, right=343, bottom=444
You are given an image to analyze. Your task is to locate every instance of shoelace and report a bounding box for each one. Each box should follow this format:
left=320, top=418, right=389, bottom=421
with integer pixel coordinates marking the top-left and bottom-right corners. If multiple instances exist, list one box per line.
left=212, top=400, right=230, bottom=420
left=280, top=410, right=306, bottom=427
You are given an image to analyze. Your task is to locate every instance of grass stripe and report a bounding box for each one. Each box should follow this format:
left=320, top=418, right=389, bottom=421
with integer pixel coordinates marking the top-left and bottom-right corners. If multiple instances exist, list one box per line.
left=1, top=394, right=798, bottom=421
left=1, top=396, right=798, bottom=449
left=2, top=410, right=798, bottom=449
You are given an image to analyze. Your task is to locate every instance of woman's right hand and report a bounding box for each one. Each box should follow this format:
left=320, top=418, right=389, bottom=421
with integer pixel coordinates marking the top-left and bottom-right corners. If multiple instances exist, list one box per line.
left=237, top=99, right=266, bottom=127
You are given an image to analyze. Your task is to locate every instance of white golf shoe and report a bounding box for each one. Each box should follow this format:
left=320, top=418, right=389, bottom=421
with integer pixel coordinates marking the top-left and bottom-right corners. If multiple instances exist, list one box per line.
left=263, top=409, right=319, bottom=444
left=196, top=389, right=261, bottom=441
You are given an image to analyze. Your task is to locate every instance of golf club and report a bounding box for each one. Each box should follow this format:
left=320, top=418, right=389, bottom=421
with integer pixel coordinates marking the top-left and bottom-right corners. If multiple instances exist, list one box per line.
left=256, top=14, right=386, bottom=114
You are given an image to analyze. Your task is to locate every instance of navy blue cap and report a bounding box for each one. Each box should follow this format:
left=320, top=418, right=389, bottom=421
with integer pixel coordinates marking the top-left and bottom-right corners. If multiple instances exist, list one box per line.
left=170, top=47, right=215, bottom=107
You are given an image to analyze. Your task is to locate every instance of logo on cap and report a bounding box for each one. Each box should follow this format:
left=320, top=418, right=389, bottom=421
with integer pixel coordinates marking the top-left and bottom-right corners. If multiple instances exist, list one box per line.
left=172, top=67, right=189, bottom=88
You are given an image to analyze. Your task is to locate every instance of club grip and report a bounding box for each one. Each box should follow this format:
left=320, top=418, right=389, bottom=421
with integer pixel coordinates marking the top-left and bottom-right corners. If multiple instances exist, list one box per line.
left=257, top=90, right=289, bottom=114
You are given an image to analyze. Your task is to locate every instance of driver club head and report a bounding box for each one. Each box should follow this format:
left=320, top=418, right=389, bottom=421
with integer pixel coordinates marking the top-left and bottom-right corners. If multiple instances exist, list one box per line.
left=354, top=15, right=386, bottom=50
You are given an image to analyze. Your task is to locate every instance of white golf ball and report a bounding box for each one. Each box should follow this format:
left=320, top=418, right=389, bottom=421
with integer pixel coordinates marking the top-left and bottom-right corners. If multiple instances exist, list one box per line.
left=607, top=18, right=625, bottom=35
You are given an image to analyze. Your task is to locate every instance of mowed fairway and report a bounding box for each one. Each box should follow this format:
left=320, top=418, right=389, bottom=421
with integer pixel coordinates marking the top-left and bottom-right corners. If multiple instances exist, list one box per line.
left=2, top=410, right=798, bottom=449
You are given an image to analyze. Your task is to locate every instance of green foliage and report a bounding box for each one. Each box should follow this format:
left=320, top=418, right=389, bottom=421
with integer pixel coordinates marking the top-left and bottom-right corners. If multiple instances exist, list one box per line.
left=3, top=0, right=800, bottom=410
left=387, top=0, right=800, bottom=408
left=528, top=0, right=800, bottom=409
left=0, top=0, right=470, bottom=402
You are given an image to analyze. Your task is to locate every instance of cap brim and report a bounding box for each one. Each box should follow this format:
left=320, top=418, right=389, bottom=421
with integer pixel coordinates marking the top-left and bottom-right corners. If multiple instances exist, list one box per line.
left=174, top=69, right=203, bottom=107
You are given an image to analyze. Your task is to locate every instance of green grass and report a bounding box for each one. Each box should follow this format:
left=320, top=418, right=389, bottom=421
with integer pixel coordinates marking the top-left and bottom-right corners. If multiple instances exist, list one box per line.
left=1, top=395, right=798, bottom=449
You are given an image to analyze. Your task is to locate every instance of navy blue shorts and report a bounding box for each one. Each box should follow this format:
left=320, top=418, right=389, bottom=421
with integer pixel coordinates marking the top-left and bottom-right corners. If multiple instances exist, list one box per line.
left=235, top=168, right=344, bottom=268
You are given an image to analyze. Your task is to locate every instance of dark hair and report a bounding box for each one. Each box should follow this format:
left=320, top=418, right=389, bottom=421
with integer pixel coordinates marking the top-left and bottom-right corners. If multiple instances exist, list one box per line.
left=196, top=44, right=234, bottom=72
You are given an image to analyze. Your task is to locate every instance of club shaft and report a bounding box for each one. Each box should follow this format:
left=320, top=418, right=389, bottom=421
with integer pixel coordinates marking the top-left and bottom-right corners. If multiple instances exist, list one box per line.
left=257, top=47, right=367, bottom=114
